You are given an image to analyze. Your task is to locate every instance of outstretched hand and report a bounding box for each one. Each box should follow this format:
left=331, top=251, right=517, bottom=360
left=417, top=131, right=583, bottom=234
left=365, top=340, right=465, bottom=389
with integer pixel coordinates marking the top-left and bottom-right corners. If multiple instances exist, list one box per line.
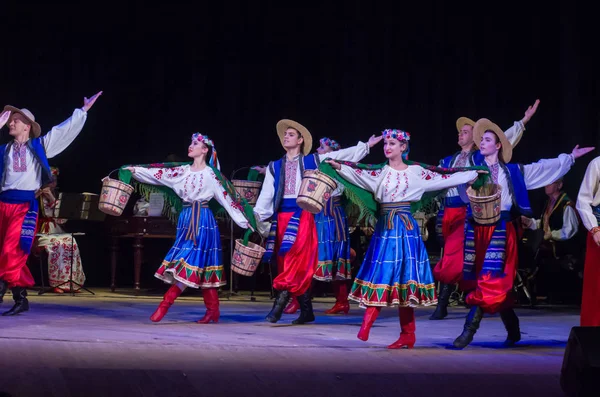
left=325, top=159, right=341, bottom=170
left=83, top=91, right=103, bottom=112
left=571, top=145, right=595, bottom=160
left=251, top=165, right=266, bottom=175
left=367, top=134, right=383, bottom=148
left=123, top=166, right=136, bottom=173
left=522, top=99, right=540, bottom=124
left=0, top=110, right=11, bottom=129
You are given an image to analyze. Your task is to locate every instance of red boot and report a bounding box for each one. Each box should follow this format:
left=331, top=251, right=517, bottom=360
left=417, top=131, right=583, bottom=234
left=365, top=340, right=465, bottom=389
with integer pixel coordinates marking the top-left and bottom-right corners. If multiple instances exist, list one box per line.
left=283, top=297, right=299, bottom=314
left=150, top=284, right=183, bottom=322
left=197, top=288, right=220, bottom=324
left=325, top=281, right=350, bottom=314
left=388, top=306, right=416, bottom=349
left=357, top=306, right=382, bottom=341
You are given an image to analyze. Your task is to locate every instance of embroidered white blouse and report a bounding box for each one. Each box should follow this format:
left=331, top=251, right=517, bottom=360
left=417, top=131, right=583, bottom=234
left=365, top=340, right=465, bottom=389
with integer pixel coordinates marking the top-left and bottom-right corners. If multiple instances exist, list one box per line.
left=485, top=154, right=575, bottom=212
left=254, top=141, right=370, bottom=221
left=129, top=165, right=250, bottom=229
left=1, top=108, right=88, bottom=192
left=445, top=120, right=525, bottom=200
left=335, top=164, right=478, bottom=204
left=576, top=156, right=600, bottom=231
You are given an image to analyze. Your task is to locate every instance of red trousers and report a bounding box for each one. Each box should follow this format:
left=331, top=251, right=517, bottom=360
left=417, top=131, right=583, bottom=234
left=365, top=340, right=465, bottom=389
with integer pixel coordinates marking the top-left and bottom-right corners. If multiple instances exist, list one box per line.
left=460, top=222, right=518, bottom=314
left=0, top=201, right=36, bottom=288
left=273, top=211, right=318, bottom=296
left=581, top=233, right=600, bottom=327
left=433, top=206, right=467, bottom=284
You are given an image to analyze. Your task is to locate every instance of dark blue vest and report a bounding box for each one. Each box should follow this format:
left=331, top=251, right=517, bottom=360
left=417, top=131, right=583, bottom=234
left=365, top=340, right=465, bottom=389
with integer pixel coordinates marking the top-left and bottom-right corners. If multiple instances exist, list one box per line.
left=471, top=151, right=532, bottom=217
left=268, top=154, right=319, bottom=213
left=0, top=138, right=54, bottom=190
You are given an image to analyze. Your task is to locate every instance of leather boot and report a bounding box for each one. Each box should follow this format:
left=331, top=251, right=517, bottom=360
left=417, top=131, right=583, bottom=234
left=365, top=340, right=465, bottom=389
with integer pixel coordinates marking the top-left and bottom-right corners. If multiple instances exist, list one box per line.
left=292, top=292, right=315, bottom=324
left=429, top=283, right=452, bottom=320
left=197, top=288, right=220, bottom=324
left=357, top=306, right=382, bottom=341
left=150, top=284, right=183, bottom=322
left=500, top=308, right=521, bottom=346
left=266, top=290, right=290, bottom=323
left=283, top=297, right=299, bottom=314
left=2, top=287, right=29, bottom=316
left=325, top=280, right=350, bottom=314
left=0, top=279, right=7, bottom=304
left=388, top=307, right=416, bottom=349
left=452, top=306, right=484, bottom=349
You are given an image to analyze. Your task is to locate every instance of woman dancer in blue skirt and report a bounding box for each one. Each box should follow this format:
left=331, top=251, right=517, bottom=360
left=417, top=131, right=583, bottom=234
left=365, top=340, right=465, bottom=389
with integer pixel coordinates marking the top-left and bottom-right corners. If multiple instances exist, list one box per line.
left=124, top=133, right=255, bottom=323
left=326, top=129, right=481, bottom=348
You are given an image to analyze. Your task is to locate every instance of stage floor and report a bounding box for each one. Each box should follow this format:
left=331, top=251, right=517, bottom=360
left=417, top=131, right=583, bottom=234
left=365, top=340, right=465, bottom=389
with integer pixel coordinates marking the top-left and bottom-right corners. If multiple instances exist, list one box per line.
left=0, top=288, right=577, bottom=397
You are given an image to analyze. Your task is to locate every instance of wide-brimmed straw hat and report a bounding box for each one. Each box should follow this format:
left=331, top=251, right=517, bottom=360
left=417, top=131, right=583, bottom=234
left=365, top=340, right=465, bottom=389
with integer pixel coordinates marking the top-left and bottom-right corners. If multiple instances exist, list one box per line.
left=276, top=119, right=313, bottom=156
left=473, top=118, right=513, bottom=163
left=456, top=117, right=475, bottom=133
left=3, top=105, right=42, bottom=138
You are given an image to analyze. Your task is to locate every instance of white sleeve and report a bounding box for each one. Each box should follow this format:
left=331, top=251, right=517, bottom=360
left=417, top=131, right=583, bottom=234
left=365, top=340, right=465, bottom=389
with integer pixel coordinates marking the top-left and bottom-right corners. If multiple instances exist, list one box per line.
left=504, top=120, right=525, bottom=147
left=551, top=205, right=579, bottom=241
left=253, top=165, right=275, bottom=221
left=130, top=167, right=175, bottom=189
left=417, top=167, right=478, bottom=193
left=40, top=108, right=88, bottom=158
left=576, top=158, right=600, bottom=231
left=336, top=164, right=382, bottom=193
left=209, top=172, right=249, bottom=229
left=523, top=153, right=575, bottom=190
left=320, top=141, right=370, bottom=162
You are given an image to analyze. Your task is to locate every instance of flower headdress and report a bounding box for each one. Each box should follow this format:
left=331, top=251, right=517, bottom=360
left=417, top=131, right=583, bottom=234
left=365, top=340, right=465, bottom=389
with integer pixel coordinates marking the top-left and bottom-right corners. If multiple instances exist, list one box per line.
left=382, top=129, right=411, bottom=159
left=192, top=133, right=220, bottom=169
left=319, top=137, right=341, bottom=151
left=382, top=129, right=410, bottom=142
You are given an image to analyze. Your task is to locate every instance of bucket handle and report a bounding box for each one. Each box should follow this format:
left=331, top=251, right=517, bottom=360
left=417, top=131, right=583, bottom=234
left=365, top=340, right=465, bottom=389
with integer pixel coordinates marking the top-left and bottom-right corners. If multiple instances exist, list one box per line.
left=241, top=228, right=264, bottom=247
left=102, top=168, right=123, bottom=182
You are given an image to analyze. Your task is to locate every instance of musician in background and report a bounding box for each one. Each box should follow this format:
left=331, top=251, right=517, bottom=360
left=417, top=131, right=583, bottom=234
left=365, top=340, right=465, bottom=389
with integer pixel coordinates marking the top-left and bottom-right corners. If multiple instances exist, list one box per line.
left=35, top=167, right=86, bottom=293
left=0, top=91, right=102, bottom=316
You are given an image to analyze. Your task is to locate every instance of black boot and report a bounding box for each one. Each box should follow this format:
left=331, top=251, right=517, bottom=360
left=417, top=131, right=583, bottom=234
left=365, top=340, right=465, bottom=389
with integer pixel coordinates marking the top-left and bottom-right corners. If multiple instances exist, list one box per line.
left=500, top=308, right=521, bottom=346
left=266, top=290, right=290, bottom=323
left=452, top=306, right=483, bottom=349
left=429, top=283, right=452, bottom=320
left=292, top=292, right=315, bottom=325
left=0, top=279, right=7, bottom=304
left=3, top=287, right=29, bottom=316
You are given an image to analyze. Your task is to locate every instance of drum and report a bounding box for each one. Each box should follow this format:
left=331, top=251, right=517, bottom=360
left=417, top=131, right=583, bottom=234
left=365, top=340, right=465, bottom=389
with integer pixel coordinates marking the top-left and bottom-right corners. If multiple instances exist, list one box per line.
left=296, top=170, right=337, bottom=214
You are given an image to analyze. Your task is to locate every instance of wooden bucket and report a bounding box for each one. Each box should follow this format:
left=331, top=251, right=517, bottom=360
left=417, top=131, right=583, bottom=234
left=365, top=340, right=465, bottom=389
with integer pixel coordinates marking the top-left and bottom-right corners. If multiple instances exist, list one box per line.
left=231, top=239, right=266, bottom=277
left=467, top=183, right=502, bottom=225
left=296, top=170, right=337, bottom=214
left=232, top=180, right=262, bottom=206
left=99, top=170, right=134, bottom=216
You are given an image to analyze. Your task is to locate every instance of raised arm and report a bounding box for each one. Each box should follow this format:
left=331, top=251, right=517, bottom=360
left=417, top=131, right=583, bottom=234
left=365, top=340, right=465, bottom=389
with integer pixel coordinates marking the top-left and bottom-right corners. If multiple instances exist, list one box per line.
left=124, top=166, right=176, bottom=189
left=524, top=145, right=594, bottom=190
left=327, top=160, right=383, bottom=193
left=41, top=91, right=102, bottom=158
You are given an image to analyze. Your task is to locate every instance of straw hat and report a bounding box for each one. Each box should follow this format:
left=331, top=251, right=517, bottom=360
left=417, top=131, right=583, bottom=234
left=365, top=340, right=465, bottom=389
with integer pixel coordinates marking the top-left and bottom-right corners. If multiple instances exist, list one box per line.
left=456, top=117, right=475, bottom=133
left=473, top=118, right=513, bottom=163
left=276, top=119, right=312, bottom=156
left=3, top=105, right=42, bottom=138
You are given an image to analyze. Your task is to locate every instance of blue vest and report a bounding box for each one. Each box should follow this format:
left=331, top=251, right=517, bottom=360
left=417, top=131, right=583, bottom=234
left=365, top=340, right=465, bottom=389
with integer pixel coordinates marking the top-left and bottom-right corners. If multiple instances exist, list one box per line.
left=0, top=138, right=54, bottom=190
left=268, top=154, right=319, bottom=213
left=471, top=151, right=532, bottom=217
left=440, top=149, right=477, bottom=169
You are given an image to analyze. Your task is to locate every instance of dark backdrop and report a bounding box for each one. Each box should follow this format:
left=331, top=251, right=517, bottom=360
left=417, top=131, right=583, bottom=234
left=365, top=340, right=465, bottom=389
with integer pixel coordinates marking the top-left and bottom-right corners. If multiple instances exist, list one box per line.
left=1, top=2, right=598, bottom=289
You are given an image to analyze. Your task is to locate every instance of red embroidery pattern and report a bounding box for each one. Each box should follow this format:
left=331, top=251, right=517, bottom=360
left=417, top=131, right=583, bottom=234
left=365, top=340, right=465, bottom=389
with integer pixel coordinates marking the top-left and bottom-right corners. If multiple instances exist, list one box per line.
left=12, top=143, right=27, bottom=172
left=153, top=169, right=164, bottom=179
left=284, top=160, right=298, bottom=195
left=384, top=171, right=409, bottom=201
left=166, top=167, right=184, bottom=178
